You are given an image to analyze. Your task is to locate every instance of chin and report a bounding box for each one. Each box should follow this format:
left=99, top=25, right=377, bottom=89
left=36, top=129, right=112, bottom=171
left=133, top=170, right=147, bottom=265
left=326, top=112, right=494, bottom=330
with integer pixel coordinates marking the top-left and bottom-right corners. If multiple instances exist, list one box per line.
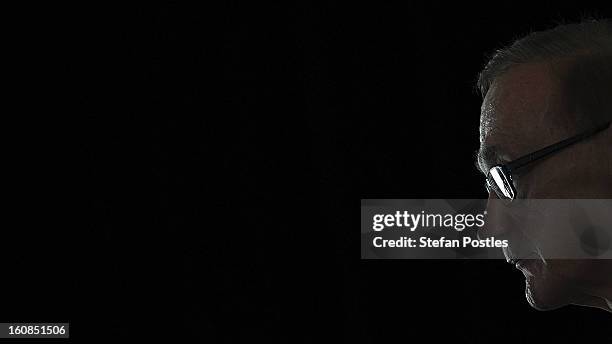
left=518, top=260, right=573, bottom=311
left=524, top=279, right=569, bottom=310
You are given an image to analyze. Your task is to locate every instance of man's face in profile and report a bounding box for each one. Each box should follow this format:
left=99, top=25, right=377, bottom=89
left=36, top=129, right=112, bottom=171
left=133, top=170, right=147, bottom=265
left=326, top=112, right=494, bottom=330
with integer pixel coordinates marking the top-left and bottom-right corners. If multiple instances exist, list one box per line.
left=478, top=61, right=612, bottom=311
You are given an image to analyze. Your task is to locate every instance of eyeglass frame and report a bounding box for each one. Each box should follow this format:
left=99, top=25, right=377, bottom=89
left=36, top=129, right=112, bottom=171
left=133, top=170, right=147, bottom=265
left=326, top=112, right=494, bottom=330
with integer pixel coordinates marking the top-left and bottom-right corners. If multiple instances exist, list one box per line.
left=484, top=121, right=611, bottom=201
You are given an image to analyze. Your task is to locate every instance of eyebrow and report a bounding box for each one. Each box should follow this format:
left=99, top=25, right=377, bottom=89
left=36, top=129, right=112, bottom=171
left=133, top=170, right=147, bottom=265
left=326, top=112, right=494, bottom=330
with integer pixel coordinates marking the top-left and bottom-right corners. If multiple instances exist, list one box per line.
left=474, top=145, right=506, bottom=174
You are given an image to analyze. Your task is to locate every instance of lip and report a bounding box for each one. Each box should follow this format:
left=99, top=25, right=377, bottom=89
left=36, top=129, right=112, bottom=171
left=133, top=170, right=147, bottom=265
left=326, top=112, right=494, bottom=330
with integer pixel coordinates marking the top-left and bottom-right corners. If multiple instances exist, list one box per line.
left=514, top=259, right=535, bottom=272
left=507, top=258, right=529, bottom=269
left=507, top=253, right=538, bottom=269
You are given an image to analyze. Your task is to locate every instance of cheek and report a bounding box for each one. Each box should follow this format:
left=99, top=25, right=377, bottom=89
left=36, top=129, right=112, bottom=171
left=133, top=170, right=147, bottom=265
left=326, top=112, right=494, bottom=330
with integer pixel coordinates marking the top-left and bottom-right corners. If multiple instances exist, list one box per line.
left=564, top=155, right=612, bottom=197
left=549, top=260, right=612, bottom=286
left=514, top=164, right=564, bottom=198
left=517, top=150, right=612, bottom=198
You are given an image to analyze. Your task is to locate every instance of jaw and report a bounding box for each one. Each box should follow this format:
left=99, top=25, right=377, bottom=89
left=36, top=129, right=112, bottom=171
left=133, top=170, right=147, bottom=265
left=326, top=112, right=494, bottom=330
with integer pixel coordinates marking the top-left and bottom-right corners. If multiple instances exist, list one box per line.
left=569, top=293, right=612, bottom=313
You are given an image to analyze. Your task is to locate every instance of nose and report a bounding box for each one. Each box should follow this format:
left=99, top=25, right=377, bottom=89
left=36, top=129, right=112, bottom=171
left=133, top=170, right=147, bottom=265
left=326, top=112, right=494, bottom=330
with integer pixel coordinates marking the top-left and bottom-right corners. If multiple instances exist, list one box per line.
left=478, top=192, right=510, bottom=240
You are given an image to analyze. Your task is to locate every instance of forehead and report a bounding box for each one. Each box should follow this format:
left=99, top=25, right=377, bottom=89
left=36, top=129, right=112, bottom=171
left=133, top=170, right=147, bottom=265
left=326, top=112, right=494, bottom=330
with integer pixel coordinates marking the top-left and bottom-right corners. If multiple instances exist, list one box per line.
left=480, top=62, right=567, bottom=158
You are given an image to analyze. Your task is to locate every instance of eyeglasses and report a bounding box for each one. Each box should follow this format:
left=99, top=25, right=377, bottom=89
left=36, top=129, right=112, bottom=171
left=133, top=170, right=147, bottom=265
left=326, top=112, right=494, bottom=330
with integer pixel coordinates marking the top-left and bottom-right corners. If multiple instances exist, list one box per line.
left=485, top=121, right=610, bottom=202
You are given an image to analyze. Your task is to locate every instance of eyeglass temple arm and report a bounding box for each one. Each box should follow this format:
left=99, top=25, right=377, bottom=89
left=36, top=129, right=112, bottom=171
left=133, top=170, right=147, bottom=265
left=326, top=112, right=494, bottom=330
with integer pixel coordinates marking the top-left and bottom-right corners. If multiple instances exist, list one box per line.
left=506, top=121, right=610, bottom=173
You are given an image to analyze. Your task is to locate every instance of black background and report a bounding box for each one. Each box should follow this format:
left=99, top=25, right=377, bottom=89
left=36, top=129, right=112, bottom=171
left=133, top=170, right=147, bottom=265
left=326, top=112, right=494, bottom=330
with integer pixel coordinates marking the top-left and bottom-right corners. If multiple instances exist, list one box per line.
left=6, top=2, right=612, bottom=343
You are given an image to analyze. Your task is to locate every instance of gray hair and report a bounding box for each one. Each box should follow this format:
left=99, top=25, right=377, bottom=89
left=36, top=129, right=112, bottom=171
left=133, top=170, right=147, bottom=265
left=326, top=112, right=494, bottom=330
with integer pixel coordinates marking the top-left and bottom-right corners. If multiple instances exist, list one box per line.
left=477, top=19, right=612, bottom=127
